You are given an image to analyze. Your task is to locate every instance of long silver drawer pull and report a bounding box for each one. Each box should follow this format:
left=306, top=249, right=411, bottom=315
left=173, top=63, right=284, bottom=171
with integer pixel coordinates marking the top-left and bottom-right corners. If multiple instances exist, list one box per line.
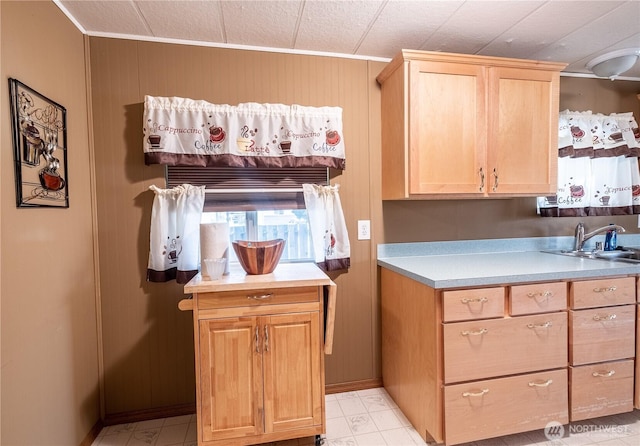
left=527, top=321, right=553, bottom=329
left=593, top=314, right=617, bottom=321
left=264, top=325, right=269, bottom=352
left=593, top=286, right=617, bottom=293
left=592, top=370, right=616, bottom=377
left=528, top=379, right=553, bottom=387
left=460, top=297, right=488, bottom=304
left=461, top=328, right=488, bottom=336
left=526, top=291, right=553, bottom=300
left=248, top=293, right=274, bottom=300
left=462, top=389, right=489, bottom=397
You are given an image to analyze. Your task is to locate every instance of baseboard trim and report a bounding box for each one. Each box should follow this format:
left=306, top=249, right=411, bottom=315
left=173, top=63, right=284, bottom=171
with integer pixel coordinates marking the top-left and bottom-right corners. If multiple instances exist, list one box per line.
left=103, top=402, right=196, bottom=426
left=80, top=419, right=103, bottom=446
left=325, top=378, right=383, bottom=394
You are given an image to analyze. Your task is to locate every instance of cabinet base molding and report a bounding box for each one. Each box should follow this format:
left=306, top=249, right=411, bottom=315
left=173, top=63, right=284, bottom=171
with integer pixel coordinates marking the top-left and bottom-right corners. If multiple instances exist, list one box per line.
left=325, top=378, right=383, bottom=395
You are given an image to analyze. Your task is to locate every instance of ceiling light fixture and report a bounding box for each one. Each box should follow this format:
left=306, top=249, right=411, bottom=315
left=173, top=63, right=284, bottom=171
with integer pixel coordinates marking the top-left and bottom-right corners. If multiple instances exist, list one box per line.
left=586, top=48, right=640, bottom=80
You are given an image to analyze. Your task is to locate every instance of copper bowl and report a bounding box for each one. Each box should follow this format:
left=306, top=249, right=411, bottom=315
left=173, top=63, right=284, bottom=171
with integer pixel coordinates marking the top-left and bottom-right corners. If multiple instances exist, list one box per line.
left=232, top=239, right=285, bottom=275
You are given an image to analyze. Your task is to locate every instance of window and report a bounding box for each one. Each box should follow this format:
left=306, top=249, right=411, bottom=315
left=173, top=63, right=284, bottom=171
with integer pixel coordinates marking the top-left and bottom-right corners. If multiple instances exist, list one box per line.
left=201, top=210, right=313, bottom=263
left=167, top=165, right=327, bottom=264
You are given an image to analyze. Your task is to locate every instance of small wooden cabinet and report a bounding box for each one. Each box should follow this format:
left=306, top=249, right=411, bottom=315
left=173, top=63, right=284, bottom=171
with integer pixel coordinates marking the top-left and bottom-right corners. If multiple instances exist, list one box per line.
left=184, top=264, right=334, bottom=446
left=376, top=50, right=566, bottom=199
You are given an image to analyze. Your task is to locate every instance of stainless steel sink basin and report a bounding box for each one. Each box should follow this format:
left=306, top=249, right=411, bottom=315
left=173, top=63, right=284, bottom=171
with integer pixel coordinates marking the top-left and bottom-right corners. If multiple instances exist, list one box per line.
left=542, top=247, right=640, bottom=264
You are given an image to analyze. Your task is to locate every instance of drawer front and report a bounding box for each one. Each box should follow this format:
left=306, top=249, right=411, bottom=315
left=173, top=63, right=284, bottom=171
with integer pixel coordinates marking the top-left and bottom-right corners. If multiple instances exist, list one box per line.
left=510, top=282, right=567, bottom=316
left=443, top=312, right=567, bottom=383
left=636, top=308, right=640, bottom=410
left=569, top=305, right=635, bottom=365
left=198, top=286, right=319, bottom=310
left=570, top=360, right=634, bottom=422
left=444, top=369, right=568, bottom=445
left=570, top=277, right=635, bottom=309
left=442, top=287, right=505, bottom=322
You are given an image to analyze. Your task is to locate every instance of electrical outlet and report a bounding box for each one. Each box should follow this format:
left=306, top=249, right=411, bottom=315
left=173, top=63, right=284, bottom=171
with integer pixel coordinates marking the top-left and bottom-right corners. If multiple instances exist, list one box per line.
left=357, top=220, right=371, bottom=240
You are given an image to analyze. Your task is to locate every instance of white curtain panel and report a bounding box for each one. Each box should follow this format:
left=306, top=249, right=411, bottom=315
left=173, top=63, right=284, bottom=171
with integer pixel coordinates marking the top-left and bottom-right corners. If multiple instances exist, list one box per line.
left=147, top=184, right=205, bottom=283
left=303, top=184, right=350, bottom=271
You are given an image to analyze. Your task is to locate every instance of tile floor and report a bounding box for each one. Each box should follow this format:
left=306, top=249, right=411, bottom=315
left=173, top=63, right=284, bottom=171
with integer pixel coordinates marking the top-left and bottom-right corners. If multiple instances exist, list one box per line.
left=92, top=387, right=640, bottom=446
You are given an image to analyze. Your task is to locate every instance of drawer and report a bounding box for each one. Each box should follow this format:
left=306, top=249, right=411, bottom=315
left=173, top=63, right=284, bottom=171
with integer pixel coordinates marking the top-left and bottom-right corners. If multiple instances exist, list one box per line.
left=197, top=286, right=319, bottom=310
left=570, top=360, right=634, bottom=422
left=442, top=287, right=505, bottom=322
left=569, top=305, right=635, bottom=365
left=570, top=277, right=635, bottom=309
left=637, top=309, right=640, bottom=410
left=443, top=312, right=567, bottom=383
left=444, top=369, right=568, bottom=445
left=510, top=282, right=567, bottom=315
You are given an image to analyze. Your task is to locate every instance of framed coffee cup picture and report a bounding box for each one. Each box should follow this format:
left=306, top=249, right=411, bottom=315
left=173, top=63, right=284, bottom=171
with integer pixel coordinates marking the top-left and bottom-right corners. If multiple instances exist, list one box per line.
left=9, top=78, right=69, bottom=208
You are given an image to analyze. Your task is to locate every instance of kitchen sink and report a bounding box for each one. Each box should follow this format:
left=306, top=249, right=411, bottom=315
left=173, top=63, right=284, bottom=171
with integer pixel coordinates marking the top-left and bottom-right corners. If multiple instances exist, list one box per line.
left=542, top=247, right=640, bottom=264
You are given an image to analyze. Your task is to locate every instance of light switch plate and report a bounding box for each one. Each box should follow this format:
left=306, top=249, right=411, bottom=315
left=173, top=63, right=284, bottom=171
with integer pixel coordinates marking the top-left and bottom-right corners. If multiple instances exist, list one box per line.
left=358, top=220, right=371, bottom=240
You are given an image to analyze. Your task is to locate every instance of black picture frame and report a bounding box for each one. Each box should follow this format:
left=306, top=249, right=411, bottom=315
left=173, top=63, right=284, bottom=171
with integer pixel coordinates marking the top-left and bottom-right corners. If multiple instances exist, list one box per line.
left=9, top=78, right=69, bottom=208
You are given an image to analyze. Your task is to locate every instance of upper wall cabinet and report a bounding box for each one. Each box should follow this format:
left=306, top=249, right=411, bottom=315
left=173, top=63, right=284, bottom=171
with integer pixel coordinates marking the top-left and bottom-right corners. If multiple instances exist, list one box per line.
left=376, top=50, right=566, bottom=199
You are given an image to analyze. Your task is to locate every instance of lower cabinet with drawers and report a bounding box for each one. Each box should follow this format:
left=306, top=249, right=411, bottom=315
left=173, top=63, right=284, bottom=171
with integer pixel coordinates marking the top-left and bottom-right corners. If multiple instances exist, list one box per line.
left=381, top=269, right=637, bottom=446
left=569, top=277, right=636, bottom=421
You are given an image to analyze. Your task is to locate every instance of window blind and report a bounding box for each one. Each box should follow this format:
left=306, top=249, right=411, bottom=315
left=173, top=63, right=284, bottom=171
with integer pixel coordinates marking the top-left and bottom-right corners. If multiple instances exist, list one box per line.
left=166, top=166, right=329, bottom=211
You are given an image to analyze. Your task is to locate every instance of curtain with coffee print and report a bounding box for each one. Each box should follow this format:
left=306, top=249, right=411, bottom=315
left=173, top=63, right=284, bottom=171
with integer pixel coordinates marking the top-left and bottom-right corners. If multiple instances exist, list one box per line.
left=147, top=184, right=205, bottom=284
left=538, top=110, right=640, bottom=217
left=303, top=184, right=350, bottom=272
left=142, top=96, right=346, bottom=170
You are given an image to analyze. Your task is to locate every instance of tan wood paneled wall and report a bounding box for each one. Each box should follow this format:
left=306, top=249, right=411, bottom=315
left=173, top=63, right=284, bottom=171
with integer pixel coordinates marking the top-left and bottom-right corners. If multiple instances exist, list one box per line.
left=89, top=37, right=385, bottom=417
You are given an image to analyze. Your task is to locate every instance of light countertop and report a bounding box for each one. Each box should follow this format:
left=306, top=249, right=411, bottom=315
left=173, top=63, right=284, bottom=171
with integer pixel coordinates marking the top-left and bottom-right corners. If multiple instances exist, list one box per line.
left=377, top=235, right=640, bottom=289
left=184, top=262, right=331, bottom=294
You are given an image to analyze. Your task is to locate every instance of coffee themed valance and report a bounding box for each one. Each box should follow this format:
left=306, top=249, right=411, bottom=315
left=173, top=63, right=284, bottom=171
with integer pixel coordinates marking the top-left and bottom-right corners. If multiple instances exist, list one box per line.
left=538, top=110, right=640, bottom=217
left=143, top=96, right=346, bottom=170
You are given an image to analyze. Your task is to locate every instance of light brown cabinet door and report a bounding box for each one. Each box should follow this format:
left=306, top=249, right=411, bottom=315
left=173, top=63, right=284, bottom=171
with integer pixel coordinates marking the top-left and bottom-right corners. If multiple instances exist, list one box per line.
left=199, top=317, right=263, bottom=442
left=262, top=312, right=323, bottom=433
left=486, top=67, right=559, bottom=195
left=408, top=60, right=487, bottom=195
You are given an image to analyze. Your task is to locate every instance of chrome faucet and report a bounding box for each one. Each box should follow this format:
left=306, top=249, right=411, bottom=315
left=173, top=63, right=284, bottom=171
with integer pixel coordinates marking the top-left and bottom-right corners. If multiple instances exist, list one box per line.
left=574, top=222, right=626, bottom=251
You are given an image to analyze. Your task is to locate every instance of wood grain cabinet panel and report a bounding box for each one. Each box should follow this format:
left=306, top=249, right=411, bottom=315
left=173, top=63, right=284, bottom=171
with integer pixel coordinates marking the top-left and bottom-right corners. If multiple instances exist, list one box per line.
left=510, top=282, right=567, bottom=315
left=199, top=318, right=263, bottom=442
left=570, top=360, right=634, bottom=421
left=442, top=287, right=505, bottom=322
left=569, top=305, right=636, bottom=366
left=636, top=303, right=640, bottom=409
left=444, top=369, right=568, bottom=445
left=376, top=50, right=565, bottom=199
left=443, top=312, right=567, bottom=383
left=570, top=277, right=635, bottom=309
left=198, top=287, right=319, bottom=310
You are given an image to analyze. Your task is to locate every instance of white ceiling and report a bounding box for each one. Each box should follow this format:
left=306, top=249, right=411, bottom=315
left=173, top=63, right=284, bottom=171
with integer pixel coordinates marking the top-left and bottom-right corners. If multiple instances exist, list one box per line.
left=56, top=0, right=640, bottom=80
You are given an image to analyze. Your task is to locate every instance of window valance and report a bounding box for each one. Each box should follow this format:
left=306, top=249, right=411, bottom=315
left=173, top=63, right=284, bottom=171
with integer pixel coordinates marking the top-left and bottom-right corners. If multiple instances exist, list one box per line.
left=143, top=96, right=346, bottom=170
left=538, top=110, right=640, bottom=217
